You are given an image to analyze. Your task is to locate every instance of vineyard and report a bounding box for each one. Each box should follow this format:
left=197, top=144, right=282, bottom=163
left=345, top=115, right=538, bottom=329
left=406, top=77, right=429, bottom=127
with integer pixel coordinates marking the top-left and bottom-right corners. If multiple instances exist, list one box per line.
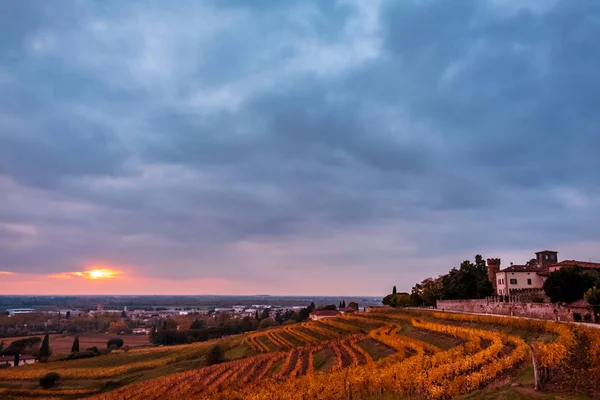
left=1, top=309, right=599, bottom=399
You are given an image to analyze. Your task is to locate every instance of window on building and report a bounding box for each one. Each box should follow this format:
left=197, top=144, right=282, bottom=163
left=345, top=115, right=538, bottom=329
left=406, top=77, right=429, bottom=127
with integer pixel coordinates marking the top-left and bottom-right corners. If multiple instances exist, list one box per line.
left=527, top=279, right=532, bottom=285
left=510, top=279, right=517, bottom=285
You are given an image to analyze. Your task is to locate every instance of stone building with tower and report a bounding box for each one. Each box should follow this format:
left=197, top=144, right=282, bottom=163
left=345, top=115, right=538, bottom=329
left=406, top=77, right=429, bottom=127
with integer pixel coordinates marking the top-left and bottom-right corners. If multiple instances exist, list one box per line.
left=487, top=250, right=600, bottom=296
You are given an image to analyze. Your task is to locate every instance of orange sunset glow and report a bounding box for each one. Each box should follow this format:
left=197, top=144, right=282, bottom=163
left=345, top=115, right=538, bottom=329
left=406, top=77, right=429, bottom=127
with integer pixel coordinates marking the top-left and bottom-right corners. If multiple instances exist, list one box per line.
left=49, top=268, right=122, bottom=280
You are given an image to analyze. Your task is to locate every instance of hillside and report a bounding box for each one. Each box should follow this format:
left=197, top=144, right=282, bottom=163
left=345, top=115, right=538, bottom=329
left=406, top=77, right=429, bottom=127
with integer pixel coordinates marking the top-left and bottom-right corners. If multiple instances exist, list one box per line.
left=0, top=309, right=598, bottom=399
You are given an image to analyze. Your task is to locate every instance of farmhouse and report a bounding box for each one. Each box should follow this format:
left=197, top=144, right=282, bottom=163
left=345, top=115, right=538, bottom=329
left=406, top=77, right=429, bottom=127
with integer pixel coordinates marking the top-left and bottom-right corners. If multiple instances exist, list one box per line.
left=0, top=355, right=37, bottom=367
left=488, top=250, right=600, bottom=296
left=309, top=310, right=340, bottom=321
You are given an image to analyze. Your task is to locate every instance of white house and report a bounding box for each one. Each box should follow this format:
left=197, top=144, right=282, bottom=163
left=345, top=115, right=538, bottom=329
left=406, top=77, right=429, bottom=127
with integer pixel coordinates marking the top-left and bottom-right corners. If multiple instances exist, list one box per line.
left=309, top=310, right=340, bottom=321
left=495, top=265, right=547, bottom=296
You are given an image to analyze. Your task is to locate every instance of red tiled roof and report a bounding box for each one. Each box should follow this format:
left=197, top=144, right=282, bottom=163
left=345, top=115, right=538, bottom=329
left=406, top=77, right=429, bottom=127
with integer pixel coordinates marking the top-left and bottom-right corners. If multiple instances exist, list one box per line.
left=0, top=355, right=36, bottom=362
left=549, top=260, right=600, bottom=269
left=566, top=299, right=590, bottom=308
left=339, top=307, right=356, bottom=312
left=499, top=265, right=539, bottom=273
left=310, top=310, right=340, bottom=316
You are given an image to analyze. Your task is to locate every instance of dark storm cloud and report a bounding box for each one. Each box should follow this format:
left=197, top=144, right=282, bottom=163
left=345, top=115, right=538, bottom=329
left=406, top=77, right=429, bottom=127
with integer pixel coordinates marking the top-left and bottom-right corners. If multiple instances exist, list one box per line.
left=1, top=0, right=600, bottom=293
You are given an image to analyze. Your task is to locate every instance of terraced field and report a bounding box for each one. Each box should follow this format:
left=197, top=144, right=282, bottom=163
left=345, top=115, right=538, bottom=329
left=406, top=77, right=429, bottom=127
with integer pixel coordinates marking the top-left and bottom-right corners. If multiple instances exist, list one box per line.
left=1, top=309, right=599, bottom=399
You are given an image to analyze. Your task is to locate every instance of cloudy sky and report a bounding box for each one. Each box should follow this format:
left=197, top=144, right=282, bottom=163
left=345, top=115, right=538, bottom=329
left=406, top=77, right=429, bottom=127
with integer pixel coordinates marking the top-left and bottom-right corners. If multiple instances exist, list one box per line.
left=1, top=0, right=599, bottom=296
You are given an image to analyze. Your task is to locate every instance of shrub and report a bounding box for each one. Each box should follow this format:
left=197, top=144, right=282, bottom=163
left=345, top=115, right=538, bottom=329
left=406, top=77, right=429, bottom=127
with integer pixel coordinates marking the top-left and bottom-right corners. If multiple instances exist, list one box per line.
left=106, top=338, right=124, bottom=349
left=573, top=313, right=583, bottom=322
left=206, top=344, right=225, bottom=365
left=258, top=318, right=279, bottom=330
left=39, top=372, right=61, bottom=389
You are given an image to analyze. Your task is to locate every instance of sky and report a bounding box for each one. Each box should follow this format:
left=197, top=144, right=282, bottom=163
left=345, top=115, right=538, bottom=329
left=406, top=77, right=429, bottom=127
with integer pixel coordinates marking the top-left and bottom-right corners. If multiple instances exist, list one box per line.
left=1, top=0, right=600, bottom=296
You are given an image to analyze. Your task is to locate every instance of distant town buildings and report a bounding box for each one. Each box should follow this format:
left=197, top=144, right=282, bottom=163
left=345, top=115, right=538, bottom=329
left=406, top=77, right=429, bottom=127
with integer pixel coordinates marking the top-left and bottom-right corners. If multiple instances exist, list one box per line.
left=6, top=308, right=36, bottom=316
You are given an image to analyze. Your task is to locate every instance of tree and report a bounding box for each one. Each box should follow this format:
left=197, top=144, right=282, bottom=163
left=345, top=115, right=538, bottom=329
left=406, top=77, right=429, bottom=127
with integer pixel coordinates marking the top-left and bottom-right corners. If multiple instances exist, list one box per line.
left=206, top=345, right=225, bottom=365
left=150, top=325, right=157, bottom=344
left=584, top=286, right=600, bottom=322
left=409, top=292, right=423, bottom=306
left=526, top=258, right=537, bottom=267
left=66, top=311, right=71, bottom=320
left=258, top=318, right=279, bottom=330
left=39, top=334, right=50, bottom=363
left=108, top=320, right=130, bottom=334
left=412, top=277, right=444, bottom=306
left=309, top=302, right=316, bottom=312
left=317, top=304, right=338, bottom=311
left=342, top=300, right=346, bottom=308
left=441, top=255, right=493, bottom=300
left=274, top=311, right=285, bottom=325
left=107, top=338, right=124, bottom=349
left=162, top=321, right=168, bottom=345
left=13, top=353, right=19, bottom=367
left=260, top=309, right=270, bottom=320
left=255, top=310, right=259, bottom=320
left=190, top=319, right=205, bottom=330
left=71, top=336, right=80, bottom=353
left=348, top=301, right=358, bottom=310
left=1, top=337, right=41, bottom=355
left=0, top=341, right=4, bottom=353
left=392, top=286, right=397, bottom=295
left=339, top=301, right=343, bottom=309
left=543, top=267, right=598, bottom=303
left=120, top=310, right=127, bottom=319
left=382, top=292, right=411, bottom=308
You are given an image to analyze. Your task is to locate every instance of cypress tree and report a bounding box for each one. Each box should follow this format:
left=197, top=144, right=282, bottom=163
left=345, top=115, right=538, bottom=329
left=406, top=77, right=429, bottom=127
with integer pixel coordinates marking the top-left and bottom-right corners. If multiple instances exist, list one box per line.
left=39, top=333, right=50, bottom=363
left=14, top=353, right=20, bottom=367
left=71, top=336, right=80, bottom=353
left=393, top=286, right=397, bottom=295
left=162, top=321, right=168, bottom=345
left=150, top=325, right=157, bottom=344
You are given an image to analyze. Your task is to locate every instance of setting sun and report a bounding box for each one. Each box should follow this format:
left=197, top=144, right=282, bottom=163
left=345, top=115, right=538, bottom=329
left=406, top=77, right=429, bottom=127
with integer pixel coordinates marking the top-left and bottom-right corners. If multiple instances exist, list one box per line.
left=49, top=268, right=122, bottom=280
left=85, top=269, right=120, bottom=279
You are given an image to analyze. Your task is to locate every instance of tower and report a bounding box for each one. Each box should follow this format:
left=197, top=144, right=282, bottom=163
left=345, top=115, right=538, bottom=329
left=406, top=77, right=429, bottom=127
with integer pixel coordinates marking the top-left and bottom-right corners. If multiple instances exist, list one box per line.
left=535, top=250, right=558, bottom=272
left=487, top=258, right=501, bottom=292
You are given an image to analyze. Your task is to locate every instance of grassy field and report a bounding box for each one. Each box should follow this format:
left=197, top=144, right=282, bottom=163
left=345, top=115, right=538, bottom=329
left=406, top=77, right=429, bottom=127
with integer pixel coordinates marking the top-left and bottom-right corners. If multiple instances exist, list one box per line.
left=0, top=310, right=598, bottom=399
left=0, top=333, right=151, bottom=355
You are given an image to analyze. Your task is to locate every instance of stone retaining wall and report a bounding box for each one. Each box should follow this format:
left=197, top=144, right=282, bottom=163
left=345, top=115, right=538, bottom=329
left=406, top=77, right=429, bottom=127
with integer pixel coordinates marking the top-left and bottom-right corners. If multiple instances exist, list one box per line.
left=436, top=299, right=593, bottom=322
